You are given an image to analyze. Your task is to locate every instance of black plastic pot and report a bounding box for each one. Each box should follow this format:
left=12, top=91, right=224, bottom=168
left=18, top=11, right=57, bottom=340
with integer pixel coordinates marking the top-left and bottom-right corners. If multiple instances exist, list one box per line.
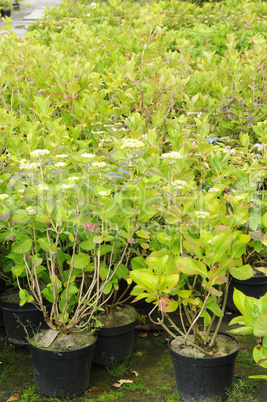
left=12, top=3, right=20, bottom=9
left=1, top=8, right=11, bottom=17
left=168, top=332, right=240, bottom=402
left=93, top=317, right=137, bottom=365
left=30, top=337, right=97, bottom=399
left=0, top=289, right=50, bottom=345
left=227, top=275, right=267, bottom=312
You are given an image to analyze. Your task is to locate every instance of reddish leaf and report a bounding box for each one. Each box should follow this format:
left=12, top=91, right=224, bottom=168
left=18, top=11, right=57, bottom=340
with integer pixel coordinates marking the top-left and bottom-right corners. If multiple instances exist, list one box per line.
left=127, top=237, right=135, bottom=244
left=139, top=332, right=147, bottom=338
left=89, top=387, right=98, bottom=392
left=7, top=394, right=20, bottom=402
left=239, top=349, right=248, bottom=353
left=212, top=352, right=227, bottom=358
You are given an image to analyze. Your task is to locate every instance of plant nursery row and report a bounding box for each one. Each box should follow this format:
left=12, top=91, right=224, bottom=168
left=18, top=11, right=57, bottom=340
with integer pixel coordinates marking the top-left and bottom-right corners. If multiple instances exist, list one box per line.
left=0, top=0, right=266, bottom=400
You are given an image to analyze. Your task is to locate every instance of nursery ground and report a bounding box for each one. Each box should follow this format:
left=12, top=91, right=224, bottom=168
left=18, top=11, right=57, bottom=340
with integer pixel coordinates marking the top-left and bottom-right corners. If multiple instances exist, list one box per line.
left=0, top=312, right=267, bottom=402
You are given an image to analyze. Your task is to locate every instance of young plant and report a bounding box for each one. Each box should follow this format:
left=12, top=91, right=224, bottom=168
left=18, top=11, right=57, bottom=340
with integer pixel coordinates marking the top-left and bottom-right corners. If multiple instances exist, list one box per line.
left=229, top=288, right=267, bottom=380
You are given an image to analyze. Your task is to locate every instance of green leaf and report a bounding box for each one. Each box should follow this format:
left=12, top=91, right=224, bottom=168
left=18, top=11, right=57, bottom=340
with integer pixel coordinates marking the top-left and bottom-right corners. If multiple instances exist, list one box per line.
left=19, top=289, right=34, bottom=306
left=254, top=310, right=267, bottom=337
left=73, top=252, right=90, bottom=269
left=11, top=265, right=26, bottom=277
left=0, top=206, right=11, bottom=221
left=38, top=237, right=56, bottom=253
left=80, top=240, right=96, bottom=251
left=11, top=209, right=30, bottom=224
left=253, top=345, right=267, bottom=369
left=232, top=288, right=246, bottom=314
left=229, top=265, right=253, bottom=280
left=41, top=287, right=54, bottom=303
left=12, top=238, right=32, bottom=254
left=229, top=326, right=253, bottom=335
left=35, top=213, right=51, bottom=224
left=131, top=256, right=146, bottom=270
left=175, top=257, right=208, bottom=277
left=103, top=281, right=112, bottom=295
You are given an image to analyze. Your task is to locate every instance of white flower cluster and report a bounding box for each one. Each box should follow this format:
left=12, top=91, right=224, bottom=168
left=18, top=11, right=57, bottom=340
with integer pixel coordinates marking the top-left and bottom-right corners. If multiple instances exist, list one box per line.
left=120, top=139, right=145, bottom=149
left=26, top=206, right=36, bottom=215
left=92, top=161, right=106, bottom=168
left=67, top=176, right=80, bottom=181
left=39, top=184, right=49, bottom=191
left=81, top=152, right=96, bottom=159
left=161, top=152, right=183, bottom=160
left=20, top=160, right=41, bottom=170
left=55, top=162, right=66, bottom=168
left=172, top=180, right=187, bottom=190
left=223, top=148, right=236, bottom=154
left=99, top=138, right=113, bottom=143
left=30, top=149, right=50, bottom=158
left=0, top=193, right=8, bottom=200
left=55, top=154, right=68, bottom=159
left=61, top=184, right=70, bottom=189
left=98, top=191, right=109, bottom=197
left=194, top=211, right=210, bottom=219
left=208, top=187, right=220, bottom=193
left=235, top=195, right=244, bottom=201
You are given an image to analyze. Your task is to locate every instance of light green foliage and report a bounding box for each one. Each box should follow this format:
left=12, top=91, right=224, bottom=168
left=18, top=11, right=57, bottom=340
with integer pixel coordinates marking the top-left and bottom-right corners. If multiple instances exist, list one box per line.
left=230, top=289, right=267, bottom=379
left=0, top=0, right=266, bottom=347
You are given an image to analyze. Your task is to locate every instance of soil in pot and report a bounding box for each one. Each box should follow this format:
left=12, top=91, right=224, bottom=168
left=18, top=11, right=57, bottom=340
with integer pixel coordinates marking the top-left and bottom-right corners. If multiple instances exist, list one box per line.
left=169, top=332, right=240, bottom=402
left=0, top=288, right=50, bottom=345
left=30, top=328, right=96, bottom=398
left=93, top=304, right=138, bottom=366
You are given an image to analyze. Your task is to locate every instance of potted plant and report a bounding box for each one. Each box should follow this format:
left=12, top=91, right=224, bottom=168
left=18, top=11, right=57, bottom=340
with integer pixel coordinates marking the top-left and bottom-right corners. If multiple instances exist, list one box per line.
left=0, top=139, right=156, bottom=396
left=227, top=242, right=267, bottom=312
left=12, top=0, right=20, bottom=10
left=229, top=288, right=267, bottom=380
left=0, top=148, right=131, bottom=397
left=128, top=140, right=256, bottom=401
left=0, top=0, right=11, bottom=17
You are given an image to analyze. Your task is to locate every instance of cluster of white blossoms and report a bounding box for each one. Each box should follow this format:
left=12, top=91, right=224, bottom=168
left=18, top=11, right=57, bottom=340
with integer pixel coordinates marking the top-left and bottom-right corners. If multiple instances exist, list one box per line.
left=98, top=190, right=109, bottom=197
left=67, top=176, right=80, bottom=181
left=92, top=161, right=106, bottom=168
left=26, top=206, right=36, bottom=215
left=235, top=195, right=244, bottom=201
left=30, top=149, right=50, bottom=158
left=223, top=148, right=236, bottom=154
left=55, top=154, right=68, bottom=159
left=38, top=184, right=49, bottom=191
left=161, top=152, right=183, bottom=160
left=99, top=138, right=113, bottom=143
left=194, top=211, right=210, bottom=219
left=208, top=187, right=220, bottom=193
left=81, top=152, right=96, bottom=159
left=55, top=162, right=67, bottom=168
left=172, top=180, right=187, bottom=189
left=120, top=139, right=145, bottom=149
left=61, top=184, right=70, bottom=190
left=0, top=193, right=8, bottom=200
left=20, top=160, right=41, bottom=170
